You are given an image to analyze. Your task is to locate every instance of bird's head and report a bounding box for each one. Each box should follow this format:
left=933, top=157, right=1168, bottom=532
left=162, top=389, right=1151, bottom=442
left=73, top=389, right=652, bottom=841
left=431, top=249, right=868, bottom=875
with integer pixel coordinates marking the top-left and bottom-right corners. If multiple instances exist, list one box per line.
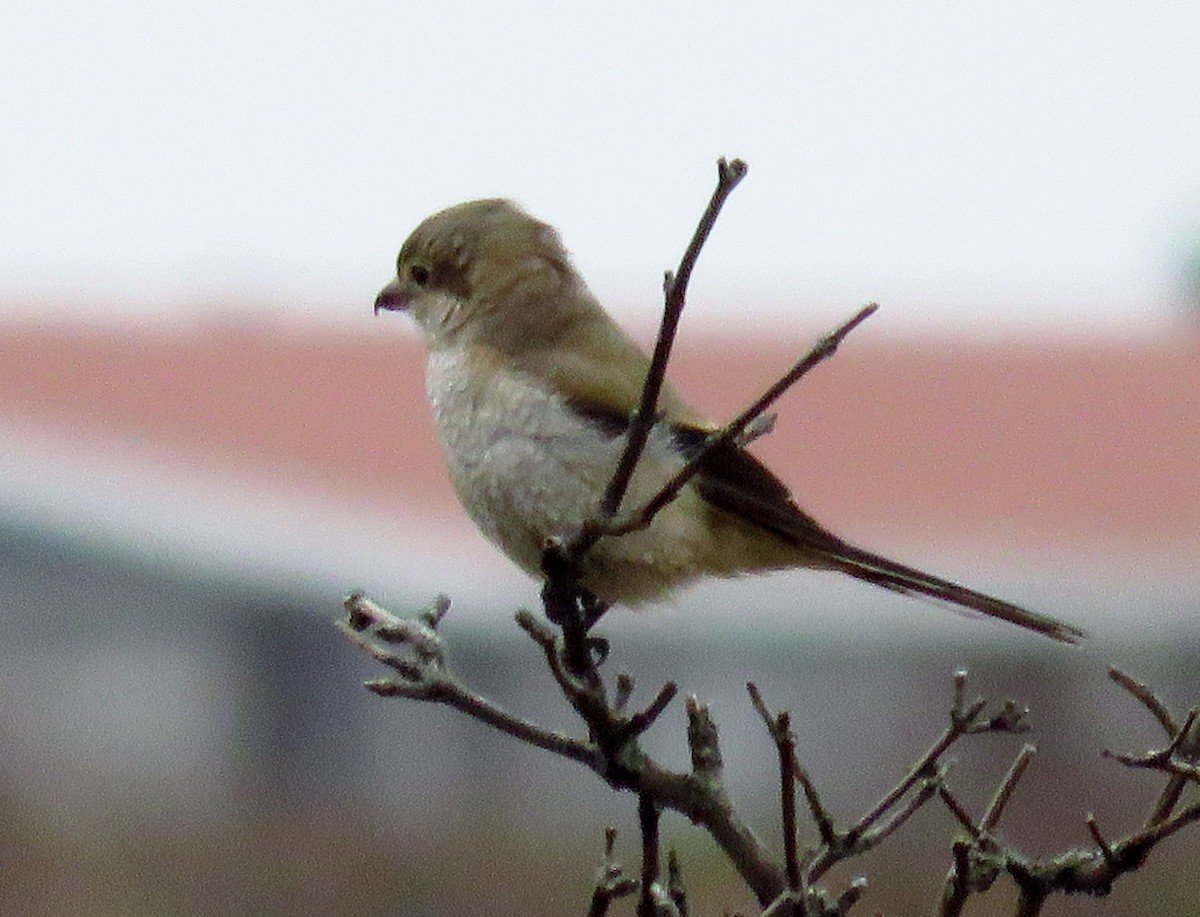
left=375, top=199, right=584, bottom=349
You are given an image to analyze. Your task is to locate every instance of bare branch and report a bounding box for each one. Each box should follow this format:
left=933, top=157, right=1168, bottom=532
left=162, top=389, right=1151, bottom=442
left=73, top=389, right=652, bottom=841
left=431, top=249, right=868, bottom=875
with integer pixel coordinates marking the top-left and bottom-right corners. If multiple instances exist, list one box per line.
left=810, top=670, right=1028, bottom=883
left=638, top=794, right=662, bottom=917
left=590, top=157, right=748, bottom=536
left=614, top=673, right=636, bottom=712
left=685, top=695, right=724, bottom=781
left=604, top=303, right=878, bottom=541
left=792, top=752, right=838, bottom=850
left=981, top=744, right=1037, bottom=831
left=619, top=681, right=680, bottom=740
left=937, top=785, right=983, bottom=841
left=341, top=600, right=599, bottom=766
left=1104, top=708, right=1200, bottom=780
left=666, top=850, right=688, bottom=917
left=936, top=839, right=974, bottom=917
left=589, top=828, right=639, bottom=917
left=746, top=683, right=801, bottom=890
left=344, top=591, right=445, bottom=661
left=1085, top=814, right=1117, bottom=871
left=835, top=877, right=867, bottom=915
left=847, top=713, right=959, bottom=840
left=749, top=683, right=839, bottom=852
left=853, top=775, right=939, bottom=850
left=1108, top=667, right=1200, bottom=832
left=1109, top=665, right=1179, bottom=737
left=344, top=594, right=1200, bottom=914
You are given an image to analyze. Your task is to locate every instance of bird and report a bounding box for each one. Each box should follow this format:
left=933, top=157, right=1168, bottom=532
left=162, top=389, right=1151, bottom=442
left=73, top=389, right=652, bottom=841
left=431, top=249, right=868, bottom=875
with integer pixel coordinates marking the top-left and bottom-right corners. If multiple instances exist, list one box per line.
left=374, top=198, right=1082, bottom=643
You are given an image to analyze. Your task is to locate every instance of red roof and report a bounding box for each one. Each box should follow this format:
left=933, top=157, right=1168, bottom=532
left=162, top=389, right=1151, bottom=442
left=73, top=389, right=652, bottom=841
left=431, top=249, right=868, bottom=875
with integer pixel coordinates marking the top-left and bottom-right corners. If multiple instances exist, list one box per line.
left=1, top=314, right=1197, bottom=569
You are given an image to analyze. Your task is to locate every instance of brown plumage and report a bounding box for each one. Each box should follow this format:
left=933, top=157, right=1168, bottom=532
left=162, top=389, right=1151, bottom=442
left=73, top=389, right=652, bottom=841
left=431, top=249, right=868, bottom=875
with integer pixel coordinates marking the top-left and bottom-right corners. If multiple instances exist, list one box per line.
left=377, top=198, right=1083, bottom=644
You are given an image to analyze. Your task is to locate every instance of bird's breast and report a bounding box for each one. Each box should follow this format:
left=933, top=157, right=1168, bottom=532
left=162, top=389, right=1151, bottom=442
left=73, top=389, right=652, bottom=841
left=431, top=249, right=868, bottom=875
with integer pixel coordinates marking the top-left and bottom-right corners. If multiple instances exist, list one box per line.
left=422, top=344, right=761, bottom=605
left=425, top=345, right=636, bottom=575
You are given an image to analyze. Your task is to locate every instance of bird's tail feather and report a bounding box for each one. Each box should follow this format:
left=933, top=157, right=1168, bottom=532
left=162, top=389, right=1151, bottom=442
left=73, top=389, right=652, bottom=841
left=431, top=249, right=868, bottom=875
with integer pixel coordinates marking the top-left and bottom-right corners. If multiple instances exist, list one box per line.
left=826, top=542, right=1083, bottom=644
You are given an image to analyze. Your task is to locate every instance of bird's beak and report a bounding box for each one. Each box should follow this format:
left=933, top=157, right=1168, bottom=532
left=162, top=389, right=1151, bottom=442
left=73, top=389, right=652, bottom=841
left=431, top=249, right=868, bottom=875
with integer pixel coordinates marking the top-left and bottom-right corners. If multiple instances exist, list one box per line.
left=374, top=279, right=407, bottom=315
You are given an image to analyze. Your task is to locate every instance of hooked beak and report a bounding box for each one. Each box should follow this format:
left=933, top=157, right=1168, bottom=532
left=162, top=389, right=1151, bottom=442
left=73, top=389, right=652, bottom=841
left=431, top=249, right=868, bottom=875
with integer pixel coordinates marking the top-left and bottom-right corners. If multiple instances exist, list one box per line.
left=374, top=279, right=407, bottom=315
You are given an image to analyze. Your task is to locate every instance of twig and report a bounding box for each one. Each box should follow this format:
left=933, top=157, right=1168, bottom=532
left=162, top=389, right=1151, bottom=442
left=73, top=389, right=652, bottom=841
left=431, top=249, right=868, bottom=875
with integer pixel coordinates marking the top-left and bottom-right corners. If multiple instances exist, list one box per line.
left=1085, top=814, right=1117, bottom=871
left=546, top=158, right=750, bottom=650
left=854, top=775, right=940, bottom=850
left=685, top=695, right=724, bottom=781
left=937, top=786, right=983, bottom=841
left=619, top=682, right=680, bottom=740
left=517, top=610, right=785, bottom=904
left=350, top=597, right=786, bottom=902
left=1109, top=666, right=1200, bottom=829
left=1108, top=666, right=1177, bottom=737
left=937, top=839, right=973, bottom=917
left=1148, top=713, right=1200, bottom=827
left=835, top=877, right=867, bottom=915
left=604, top=303, right=878, bottom=540
left=589, top=828, right=638, bottom=917
left=666, top=850, right=688, bottom=917
left=638, top=794, right=662, bottom=917
left=810, top=670, right=1026, bottom=882
left=934, top=744, right=1035, bottom=910
left=792, top=752, right=838, bottom=849
left=846, top=713, right=959, bottom=838
left=341, top=595, right=598, bottom=765
left=746, top=683, right=801, bottom=890
left=748, top=684, right=839, bottom=857
left=589, top=157, right=748, bottom=538
left=778, top=713, right=800, bottom=892
left=344, top=596, right=1200, bottom=913
left=981, top=744, right=1037, bottom=831
left=1104, top=709, right=1200, bottom=781
left=614, top=673, right=636, bottom=712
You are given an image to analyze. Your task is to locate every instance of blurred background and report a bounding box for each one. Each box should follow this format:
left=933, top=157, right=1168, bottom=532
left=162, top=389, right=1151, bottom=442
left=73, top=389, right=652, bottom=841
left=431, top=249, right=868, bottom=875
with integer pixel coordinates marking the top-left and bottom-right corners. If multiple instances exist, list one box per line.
left=2, top=3, right=1199, bottom=915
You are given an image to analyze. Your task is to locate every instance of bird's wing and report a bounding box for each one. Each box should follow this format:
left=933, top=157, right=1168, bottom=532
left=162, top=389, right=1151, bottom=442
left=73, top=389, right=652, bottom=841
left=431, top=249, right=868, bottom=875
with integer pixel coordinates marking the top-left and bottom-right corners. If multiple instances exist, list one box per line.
left=670, top=424, right=1084, bottom=644
left=523, top=310, right=1082, bottom=644
left=668, top=425, right=853, bottom=551
left=516, top=312, right=707, bottom=426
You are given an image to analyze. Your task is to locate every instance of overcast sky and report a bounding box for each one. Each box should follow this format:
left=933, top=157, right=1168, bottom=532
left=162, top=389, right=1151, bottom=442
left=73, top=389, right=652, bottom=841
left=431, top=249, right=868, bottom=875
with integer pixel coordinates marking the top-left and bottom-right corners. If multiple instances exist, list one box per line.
left=4, top=2, right=1200, bottom=333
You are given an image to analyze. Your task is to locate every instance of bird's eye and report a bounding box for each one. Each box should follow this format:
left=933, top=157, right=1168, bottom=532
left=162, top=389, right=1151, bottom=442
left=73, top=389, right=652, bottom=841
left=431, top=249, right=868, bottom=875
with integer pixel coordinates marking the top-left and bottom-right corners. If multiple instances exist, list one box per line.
left=408, top=264, right=430, bottom=287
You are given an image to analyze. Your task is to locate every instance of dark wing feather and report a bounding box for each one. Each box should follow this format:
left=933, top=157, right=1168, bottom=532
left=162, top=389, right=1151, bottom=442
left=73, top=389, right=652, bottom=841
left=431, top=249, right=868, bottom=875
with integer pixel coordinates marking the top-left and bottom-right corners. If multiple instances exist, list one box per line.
left=562, top=403, right=1080, bottom=643
left=671, top=425, right=1083, bottom=644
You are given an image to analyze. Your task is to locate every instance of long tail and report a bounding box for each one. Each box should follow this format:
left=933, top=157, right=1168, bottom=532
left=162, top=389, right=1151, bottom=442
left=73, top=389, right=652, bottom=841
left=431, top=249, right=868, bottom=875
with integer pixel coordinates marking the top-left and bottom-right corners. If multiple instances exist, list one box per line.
left=826, top=542, right=1083, bottom=644
left=683, top=435, right=1083, bottom=642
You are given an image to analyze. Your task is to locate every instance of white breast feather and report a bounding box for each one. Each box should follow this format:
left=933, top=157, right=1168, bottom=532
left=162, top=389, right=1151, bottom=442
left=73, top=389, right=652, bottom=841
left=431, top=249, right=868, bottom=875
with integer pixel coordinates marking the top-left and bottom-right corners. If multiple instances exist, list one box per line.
left=423, top=345, right=725, bottom=603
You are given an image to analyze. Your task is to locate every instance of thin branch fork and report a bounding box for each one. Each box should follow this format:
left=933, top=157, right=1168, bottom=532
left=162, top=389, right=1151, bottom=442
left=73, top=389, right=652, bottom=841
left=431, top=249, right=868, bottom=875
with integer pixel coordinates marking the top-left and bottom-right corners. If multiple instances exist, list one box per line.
left=346, top=592, right=787, bottom=903
left=588, top=157, right=748, bottom=543
left=341, top=592, right=1200, bottom=914
left=937, top=671, right=1200, bottom=914
left=543, top=156, right=756, bottom=664
left=544, top=155, right=878, bottom=679
left=935, top=745, right=1037, bottom=913
left=604, top=302, right=878, bottom=541
left=342, top=594, right=600, bottom=767
left=575, top=158, right=876, bottom=556
left=1108, top=665, right=1200, bottom=827
left=515, top=610, right=787, bottom=905
left=589, top=828, right=638, bottom=917
left=747, top=683, right=804, bottom=894
left=808, top=671, right=1031, bottom=884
